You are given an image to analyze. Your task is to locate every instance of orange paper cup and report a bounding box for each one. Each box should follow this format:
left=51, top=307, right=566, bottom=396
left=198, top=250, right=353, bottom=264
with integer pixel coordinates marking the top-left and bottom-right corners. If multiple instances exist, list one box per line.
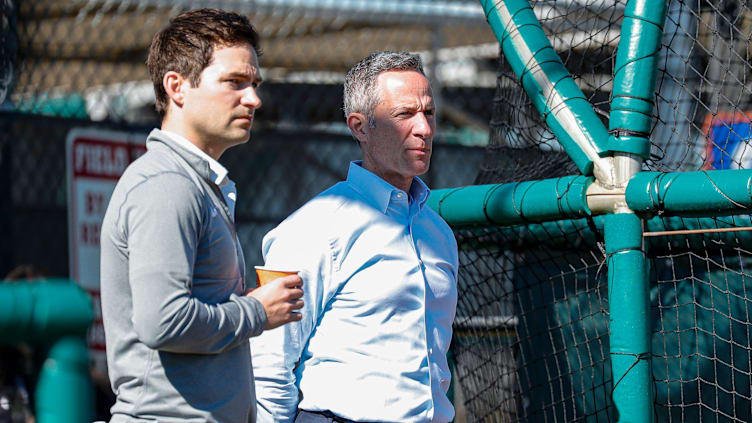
left=254, top=266, right=299, bottom=287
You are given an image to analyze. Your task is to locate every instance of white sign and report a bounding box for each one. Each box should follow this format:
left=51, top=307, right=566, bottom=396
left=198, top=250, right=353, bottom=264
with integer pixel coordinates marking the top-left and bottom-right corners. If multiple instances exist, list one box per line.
left=66, top=128, right=146, bottom=368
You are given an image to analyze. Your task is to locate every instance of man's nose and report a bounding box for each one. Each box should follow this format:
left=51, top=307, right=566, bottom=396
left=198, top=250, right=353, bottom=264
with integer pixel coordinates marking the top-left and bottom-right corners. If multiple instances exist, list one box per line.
left=413, top=112, right=434, bottom=139
left=241, top=87, right=262, bottom=110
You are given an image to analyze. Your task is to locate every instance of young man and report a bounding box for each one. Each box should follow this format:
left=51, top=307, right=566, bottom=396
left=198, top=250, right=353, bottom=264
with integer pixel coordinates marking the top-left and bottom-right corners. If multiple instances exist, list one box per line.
left=99, top=9, right=304, bottom=423
left=252, top=51, right=459, bottom=423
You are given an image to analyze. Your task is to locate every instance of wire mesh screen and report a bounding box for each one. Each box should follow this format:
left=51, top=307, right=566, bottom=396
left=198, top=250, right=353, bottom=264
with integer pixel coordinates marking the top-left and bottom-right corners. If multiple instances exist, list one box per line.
left=478, top=0, right=752, bottom=185
left=453, top=221, right=612, bottom=422
left=453, top=219, right=752, bottom=422
left=652, top=250, right=752, bottom=423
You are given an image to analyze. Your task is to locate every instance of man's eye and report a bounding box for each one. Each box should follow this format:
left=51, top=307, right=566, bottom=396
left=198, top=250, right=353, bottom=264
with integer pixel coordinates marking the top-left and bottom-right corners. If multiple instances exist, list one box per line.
left=425, top=110, right=435, bottom=117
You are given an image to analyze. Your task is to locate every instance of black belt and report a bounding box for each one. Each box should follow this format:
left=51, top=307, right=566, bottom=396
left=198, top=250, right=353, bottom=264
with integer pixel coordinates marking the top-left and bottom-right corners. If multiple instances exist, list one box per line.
left=298, top=409, right=361, bottom=423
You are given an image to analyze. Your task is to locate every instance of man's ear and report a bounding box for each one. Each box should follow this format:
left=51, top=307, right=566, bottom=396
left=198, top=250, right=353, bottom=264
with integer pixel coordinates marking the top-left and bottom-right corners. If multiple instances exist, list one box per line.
left=347, top=113, right=369, bottom=144
left=163, top=71, right=186, bottom=107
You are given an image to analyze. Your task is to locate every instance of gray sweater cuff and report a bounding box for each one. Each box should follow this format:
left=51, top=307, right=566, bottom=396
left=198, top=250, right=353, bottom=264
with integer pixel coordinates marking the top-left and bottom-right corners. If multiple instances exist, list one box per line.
left=230, top=294, right=268, bottom=338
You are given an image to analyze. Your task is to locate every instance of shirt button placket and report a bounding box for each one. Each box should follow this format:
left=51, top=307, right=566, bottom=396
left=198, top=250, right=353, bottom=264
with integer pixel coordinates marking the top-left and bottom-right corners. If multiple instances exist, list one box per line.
left=407, top=210, right=434, bottom=415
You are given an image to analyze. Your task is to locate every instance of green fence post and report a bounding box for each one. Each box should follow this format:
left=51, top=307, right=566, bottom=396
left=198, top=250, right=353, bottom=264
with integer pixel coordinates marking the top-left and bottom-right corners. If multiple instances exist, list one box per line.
left=605, top=213, right=653, bottom=422
left=0, top=279, right=93, bottom=342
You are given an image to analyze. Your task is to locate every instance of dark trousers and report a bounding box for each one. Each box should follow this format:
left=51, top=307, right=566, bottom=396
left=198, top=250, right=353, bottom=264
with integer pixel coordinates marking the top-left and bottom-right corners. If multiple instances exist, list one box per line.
left=295, top=410, right=360, bottom=423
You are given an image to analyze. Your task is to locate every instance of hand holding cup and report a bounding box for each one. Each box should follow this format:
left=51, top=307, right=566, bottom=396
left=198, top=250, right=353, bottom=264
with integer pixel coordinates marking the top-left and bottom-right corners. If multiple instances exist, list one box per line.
left=247, top=266, right=304, bottom=330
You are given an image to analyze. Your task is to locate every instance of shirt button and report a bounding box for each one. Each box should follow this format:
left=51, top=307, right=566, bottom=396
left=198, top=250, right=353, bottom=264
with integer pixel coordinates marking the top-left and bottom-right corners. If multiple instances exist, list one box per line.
left=396, top=193, right=404, bottom=199
left=429, top=348, right=433, bottom=354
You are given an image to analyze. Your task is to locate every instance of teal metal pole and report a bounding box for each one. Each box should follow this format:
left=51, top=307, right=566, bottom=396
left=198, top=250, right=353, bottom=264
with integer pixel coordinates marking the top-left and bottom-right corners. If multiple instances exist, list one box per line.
left=35, top=337, right=95, bottom=423
left=604, top=213, right=653, bottom=423
left=608, top=0, right=667, bottom=158
left=428, top=175, right=592, bottom=227
left=626, top=169, right=752, bottom=216
left=478, top=0, right=610, bottom=176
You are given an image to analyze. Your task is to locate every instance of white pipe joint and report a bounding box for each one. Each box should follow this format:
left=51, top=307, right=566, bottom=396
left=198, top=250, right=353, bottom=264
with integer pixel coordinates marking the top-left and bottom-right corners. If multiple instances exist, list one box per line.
left=587, top=153, right=641, bottom=214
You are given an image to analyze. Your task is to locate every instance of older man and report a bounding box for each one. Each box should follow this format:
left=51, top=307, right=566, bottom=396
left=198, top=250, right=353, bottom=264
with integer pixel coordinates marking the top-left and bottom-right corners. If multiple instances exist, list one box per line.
left=252, top=51, right=458, bottom=423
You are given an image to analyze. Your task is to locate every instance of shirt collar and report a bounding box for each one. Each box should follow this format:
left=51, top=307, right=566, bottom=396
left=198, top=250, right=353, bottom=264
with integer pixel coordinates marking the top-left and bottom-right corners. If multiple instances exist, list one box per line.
left=160, top=129, right=230, bottom=186
left=346, top=161, right=430, bottom=214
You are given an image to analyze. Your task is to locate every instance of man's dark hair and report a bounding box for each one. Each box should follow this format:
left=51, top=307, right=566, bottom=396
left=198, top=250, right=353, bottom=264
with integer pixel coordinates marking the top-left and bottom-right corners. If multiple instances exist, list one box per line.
left=146, top=8, right=261, bottom=118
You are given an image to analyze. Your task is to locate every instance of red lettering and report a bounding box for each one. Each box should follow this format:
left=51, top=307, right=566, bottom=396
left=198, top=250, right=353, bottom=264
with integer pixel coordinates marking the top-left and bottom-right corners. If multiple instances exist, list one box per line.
left=85, top=192, right=107, bottom=216
left=85, top=193, right=93, bottom=214
left=79, top=222, right=101, bottom=246
left=73, top=139, right=144, bottom=179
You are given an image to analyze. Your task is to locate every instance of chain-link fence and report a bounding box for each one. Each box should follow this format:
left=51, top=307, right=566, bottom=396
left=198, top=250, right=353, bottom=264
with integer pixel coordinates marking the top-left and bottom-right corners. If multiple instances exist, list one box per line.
left=2, top=0, right=498, bottom=141
left=0, top=112, right=484, bottom=276
left=1, top=0, right=495, bottom=273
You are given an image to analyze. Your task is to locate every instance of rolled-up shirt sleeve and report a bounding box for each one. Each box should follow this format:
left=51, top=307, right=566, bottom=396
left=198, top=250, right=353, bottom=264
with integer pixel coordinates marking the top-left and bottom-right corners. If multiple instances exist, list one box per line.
left=252, top=215, right=335, bottom=423
left=123, top=172, right=267, bottom=354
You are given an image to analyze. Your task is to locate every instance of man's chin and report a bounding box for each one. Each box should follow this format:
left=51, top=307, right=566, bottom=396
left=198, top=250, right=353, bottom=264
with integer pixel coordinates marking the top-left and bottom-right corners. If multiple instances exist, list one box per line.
left=230, top=130, right=252, bottom=144
left=413, top=161, right=430, bottom=176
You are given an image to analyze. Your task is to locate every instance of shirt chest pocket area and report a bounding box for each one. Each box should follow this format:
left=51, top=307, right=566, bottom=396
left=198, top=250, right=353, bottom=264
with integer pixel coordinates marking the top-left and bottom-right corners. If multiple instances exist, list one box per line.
left=336, top=253, right=425, bottom=317
left=193, top=206, right=241, bottom=284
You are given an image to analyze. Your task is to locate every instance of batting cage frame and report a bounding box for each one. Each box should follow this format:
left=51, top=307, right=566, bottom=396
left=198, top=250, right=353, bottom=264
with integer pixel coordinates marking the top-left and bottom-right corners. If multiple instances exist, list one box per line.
left=431, top=1, right=752, bottom=421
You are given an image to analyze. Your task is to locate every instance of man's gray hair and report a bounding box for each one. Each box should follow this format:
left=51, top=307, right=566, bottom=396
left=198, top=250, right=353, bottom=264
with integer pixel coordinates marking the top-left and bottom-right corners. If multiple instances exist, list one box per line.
left=343, top=51, right=426, bottom=126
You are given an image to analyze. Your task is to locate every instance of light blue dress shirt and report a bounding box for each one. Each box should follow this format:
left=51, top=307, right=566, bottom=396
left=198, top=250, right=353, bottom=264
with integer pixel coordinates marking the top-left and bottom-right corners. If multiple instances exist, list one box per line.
left=251, top=161, right=458, bottom=423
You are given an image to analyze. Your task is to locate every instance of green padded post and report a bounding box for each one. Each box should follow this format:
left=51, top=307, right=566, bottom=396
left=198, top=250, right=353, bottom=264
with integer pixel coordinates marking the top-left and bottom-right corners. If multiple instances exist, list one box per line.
left=608, top=0, right=667, bottom=158
left=626, top=169, right=752, bottom=215
left=428, top=175, right=592, bottom=227
left=604, top=213, right=653, bottom=423
left=478, top=0, right=610, bottom=176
